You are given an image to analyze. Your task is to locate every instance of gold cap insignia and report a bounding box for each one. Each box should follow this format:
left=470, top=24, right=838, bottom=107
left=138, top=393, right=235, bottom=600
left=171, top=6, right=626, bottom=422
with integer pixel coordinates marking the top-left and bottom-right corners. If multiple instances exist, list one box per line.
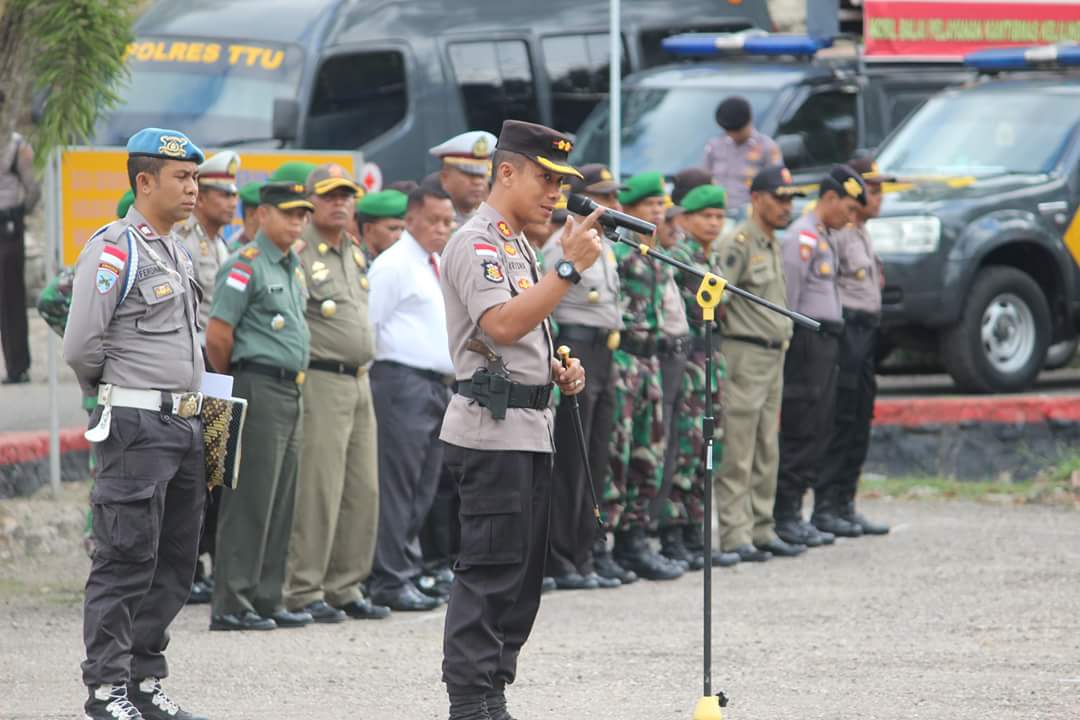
left=227, top=157, right=239, bottom=176
left=158, top=135, right=189, bottom=158
left=780, top=168, right=793, bottom=184
left=844, top=177, right=863, bottom=198
left=472, top=137, right=489, bottom=158
left=293, top=184, right=305, bottom=194
left=553, top=139, right=573, bottom=153
left=600, top=169, right=613, bottom=181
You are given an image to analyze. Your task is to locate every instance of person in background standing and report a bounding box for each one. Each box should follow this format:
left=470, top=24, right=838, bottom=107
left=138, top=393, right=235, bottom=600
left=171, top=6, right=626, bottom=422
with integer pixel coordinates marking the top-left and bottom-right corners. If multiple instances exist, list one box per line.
left=703, top=96, right=782, bottom=216
left=356, top=189, right=408, bottom=265
left=429, top=131, right=497, bottom=228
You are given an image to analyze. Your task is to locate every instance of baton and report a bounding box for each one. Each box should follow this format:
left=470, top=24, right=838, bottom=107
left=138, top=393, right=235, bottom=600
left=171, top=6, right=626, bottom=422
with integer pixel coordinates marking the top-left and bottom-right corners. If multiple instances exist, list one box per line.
left=557, top=345, right=603, bottom=529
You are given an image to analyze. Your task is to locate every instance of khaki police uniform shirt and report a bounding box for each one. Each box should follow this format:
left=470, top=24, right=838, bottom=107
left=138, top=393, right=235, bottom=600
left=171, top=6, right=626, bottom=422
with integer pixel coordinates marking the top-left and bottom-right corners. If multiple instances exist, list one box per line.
left=834, top=223, right=882, bottom=315
left=542, top=226, right=622, bottom=330
left=703, top=129, right=782, bottom=213
left=174, top=215, right=228, bottom=336
left=782, top=212, right=843, bottom=322
left=440, top=202, right=555, bottom=453
left=660, top=271, right=690, bottom=337
left=64, top=207, right=204, bottom=394
left=0, top=133, right=40, bottom=212
left=716, top=219, right=793, bottom=343
left=210, top=231, right=310, bottom=373
left=295, top=224, right=375, bottom=366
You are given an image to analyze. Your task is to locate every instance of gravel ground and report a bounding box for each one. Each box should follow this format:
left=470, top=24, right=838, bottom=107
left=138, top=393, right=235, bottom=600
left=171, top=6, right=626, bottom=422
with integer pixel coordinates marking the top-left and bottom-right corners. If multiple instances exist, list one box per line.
left=2, top=494, right=1079, bottom=720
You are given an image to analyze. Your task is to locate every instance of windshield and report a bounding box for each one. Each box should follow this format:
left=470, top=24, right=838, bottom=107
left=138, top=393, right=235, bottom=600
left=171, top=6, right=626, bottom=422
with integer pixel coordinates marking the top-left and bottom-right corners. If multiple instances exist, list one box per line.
left=572, top=86, right=778, bottom=176
left=877, top=88, right=1080, bottom=176
left=93, top=37, right=304, bottom=147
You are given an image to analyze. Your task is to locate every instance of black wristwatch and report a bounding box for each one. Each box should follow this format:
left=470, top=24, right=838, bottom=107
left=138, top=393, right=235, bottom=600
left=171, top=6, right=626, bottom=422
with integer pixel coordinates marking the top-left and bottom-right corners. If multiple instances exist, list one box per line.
left=555, top=259, right=582, bottom=285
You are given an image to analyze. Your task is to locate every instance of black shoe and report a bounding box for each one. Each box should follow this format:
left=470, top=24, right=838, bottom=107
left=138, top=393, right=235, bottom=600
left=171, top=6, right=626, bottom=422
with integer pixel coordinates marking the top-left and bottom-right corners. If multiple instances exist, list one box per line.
left=585, top=571, right=621, bottom=589
left=2, top=371, right=29, bottom=385
left=553, top=572, right=599, bottom=590
left=128, top=677, right=207, bottom=720
left=415, top=572, right=452, bottom=599
left=541, top=576, right=557, bottom=594
left=448, top=691, right=492, bottom=720
left=755, top=537, right=807, bottom=557
left=337, top=597, right=392, bottom=620
left=813, top=512, right=864, bottom=538
left=85, top=684, right=143, bottom=720
left=802, top=521, right=835, bottom=545
left=731, top=544, right=771, bottom=563
left=710, top=550, right=741, bottom=567
left=372, top=584, right=441, bottom=611
left=269, top=608, right=314, bottom=628
left=303, top=600, right=347, bottom=624
left=845, top=511, right=890, bottom=535
left=775, top=519, right=818, bottom=547
left=593, top=545, right=639, bottom=585
left=186, top=579, right=211, bottom=605
left=209, top=610, right=276, bottom=631
left=485, top=687, right=516, bottom=720
left=660, top=527, right=697, bottom=570
left=614, top=529, right=684, bottom=581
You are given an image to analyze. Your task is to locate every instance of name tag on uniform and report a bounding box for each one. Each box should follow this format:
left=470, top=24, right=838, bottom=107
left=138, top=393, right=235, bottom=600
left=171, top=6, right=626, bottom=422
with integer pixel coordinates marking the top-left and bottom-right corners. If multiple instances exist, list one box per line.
left=268, top=284, right=285, bottom=294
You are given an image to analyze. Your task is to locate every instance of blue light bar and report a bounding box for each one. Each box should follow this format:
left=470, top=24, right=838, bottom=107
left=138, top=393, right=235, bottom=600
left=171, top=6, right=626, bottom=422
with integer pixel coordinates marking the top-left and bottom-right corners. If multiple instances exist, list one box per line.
left=662, top=32, right=832, bottom=58
left=964, top=43, right=1080, bottom=71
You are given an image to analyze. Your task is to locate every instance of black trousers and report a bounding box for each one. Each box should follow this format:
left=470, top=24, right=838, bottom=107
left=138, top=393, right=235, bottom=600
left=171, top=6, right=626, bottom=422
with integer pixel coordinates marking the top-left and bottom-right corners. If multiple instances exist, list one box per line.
left=0, top=208, right=30, bottom=379
left=419, top=464, right=460, bottom=572
left=369, top=361, right=451, bottom=596
left=442, top=445, right=552, bottom=693
left=819, top=317, right=879, bottom=514
left=775, top=326, right=839, bottom=522
left=82, top=408, right=205, bottom=686
left=547, top=334, right=615, bottom=577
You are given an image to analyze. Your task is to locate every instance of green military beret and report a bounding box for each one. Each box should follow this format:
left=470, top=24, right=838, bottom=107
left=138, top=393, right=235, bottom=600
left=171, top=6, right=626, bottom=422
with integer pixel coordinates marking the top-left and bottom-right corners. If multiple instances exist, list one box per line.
left=238, top=180, right=263, bottom=209
left=269, top=161, right=317, bottom=186
left=618, top=171, right=666, bottom=207
left=356, top=189, right=407, bottom=219
left=116, top=189, right=134, bottom=219
left=681, top=184, right=727, bottom=213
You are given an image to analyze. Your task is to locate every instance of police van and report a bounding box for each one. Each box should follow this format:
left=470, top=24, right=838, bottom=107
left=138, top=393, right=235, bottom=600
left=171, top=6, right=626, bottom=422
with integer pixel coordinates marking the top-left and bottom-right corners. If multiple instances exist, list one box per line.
left=91, top=0, right=772, bottom=184
left=871, top=45, right=1080, bottom=393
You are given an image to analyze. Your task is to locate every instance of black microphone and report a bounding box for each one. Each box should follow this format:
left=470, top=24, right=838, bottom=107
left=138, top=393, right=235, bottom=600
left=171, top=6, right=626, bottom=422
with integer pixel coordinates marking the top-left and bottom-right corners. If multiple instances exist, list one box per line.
left=566, top=193, right=657, bottom=236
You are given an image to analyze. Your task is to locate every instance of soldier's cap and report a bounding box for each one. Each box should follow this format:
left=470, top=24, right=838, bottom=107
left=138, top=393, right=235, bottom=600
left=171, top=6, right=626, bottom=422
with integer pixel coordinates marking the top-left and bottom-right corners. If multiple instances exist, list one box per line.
left=116, top=189, right=134, bottom=219
left=259, top=181, right=314, bottom=212
left=671, top=167, right=714, bottom=206
left=618, top=171, right=666, bottom=207
left=269, top=161, right=317, bottom=186
left=356, top=189, right=407, bottom=219
left=715, top=96, right=752, bottom=132
left=821, top=164, right=868, bottom=206
left=198, top=151, right=240, bottom=193
left=238, top=180, right=263, bottom=209
left=750, top=166, right=805, bottom=198
left=495, top=120, right=583, bottom=180
left=847, top=156, right=896, bottom=186
left=306, top=163, right=362, bottom=197
left=568, top=163, right=626, bottom=195
left=664, top=194, right=685, bottom=221
left=126, top=128, right=204, bottom=164
left=681, top=184, right=727, bottom=214
left=430, top=130, right=498, bottom=177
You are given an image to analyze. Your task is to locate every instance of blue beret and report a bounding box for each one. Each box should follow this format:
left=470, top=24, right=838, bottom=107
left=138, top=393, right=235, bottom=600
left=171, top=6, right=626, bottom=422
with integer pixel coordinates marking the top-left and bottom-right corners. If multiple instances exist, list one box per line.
left=126, top=128, right=204, bottom=164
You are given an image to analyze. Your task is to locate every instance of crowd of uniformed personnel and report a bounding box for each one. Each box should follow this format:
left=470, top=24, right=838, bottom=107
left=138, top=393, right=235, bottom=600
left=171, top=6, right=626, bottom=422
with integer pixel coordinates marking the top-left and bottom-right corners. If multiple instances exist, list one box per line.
left=53, top=92, right=891, bottom=720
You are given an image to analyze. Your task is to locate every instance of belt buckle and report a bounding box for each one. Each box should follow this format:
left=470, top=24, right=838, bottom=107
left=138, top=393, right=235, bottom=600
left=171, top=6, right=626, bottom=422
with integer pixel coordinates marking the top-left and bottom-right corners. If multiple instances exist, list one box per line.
left=177, top=393, right=201, bottom=418
left=296, top=371, right=306, bottom=386
left=607, top=330, right=620, bottom=351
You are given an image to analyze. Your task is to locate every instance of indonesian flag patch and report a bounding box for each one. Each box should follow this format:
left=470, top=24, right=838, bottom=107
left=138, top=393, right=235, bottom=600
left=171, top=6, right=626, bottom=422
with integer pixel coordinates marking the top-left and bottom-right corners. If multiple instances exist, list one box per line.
left=798, top=231, right=816, bottom=262
left=474, top=242, right=499, bottom=259
left=226, top=261, right=253, bottom=292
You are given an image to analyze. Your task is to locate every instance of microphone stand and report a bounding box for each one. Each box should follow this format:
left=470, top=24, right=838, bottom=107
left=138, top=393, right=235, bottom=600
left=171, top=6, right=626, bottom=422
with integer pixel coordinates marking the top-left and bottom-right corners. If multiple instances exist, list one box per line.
left=605, top=227, right=819, bottom=720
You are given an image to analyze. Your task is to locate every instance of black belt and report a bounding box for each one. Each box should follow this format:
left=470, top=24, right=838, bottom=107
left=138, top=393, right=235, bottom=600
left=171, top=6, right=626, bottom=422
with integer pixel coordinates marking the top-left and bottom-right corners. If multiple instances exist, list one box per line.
left=657, top=334, right=690, bottom=358
left=309, top=359, right=369, bottom=378
left=231, top=360, right=305, bottom=385
left=619, top=333, right=659, bottom=358
left=558, top=324, right=614, bottom=346
left=690, top=334, right=723, bottom=354
left=726, top=335, right=788, bottom=351
left=817, top=319, right=845, bottom=337
left=455, top=379, right=552, bottom=410
left=374, top=360, right=454, bottom=385
left=842, top=308, right=881, bottom=328
left=0, top=206, right=23, bottom=222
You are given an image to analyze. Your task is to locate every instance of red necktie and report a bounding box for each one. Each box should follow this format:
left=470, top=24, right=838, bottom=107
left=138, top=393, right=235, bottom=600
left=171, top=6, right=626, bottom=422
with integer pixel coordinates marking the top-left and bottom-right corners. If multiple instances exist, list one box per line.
left=429, top=253, right=440, bottom=280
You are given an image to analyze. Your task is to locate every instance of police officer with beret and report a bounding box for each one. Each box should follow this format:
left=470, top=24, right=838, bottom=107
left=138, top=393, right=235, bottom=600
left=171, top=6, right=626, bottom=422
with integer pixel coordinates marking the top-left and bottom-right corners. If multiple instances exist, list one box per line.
left=439, top=119, right=602, bottom=720
left=429, top=130, right=498, bottom=228
left=64, top=128, right=208, bottom=720
left=206, top=182, right=314, bottom=632
left=776, top=164, right=869, bottom=546
left=356, top=188, right=408, bottom=263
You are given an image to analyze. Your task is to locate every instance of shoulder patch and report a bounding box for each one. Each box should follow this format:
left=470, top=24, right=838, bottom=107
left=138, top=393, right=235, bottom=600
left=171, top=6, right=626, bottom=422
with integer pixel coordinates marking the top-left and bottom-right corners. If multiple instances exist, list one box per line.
left=226, top=262, right=252, bottom=293
left=798, top=230, right=817, bottom=247
left=240, top=245, right=260, bottom=260
left=473, top=242, right=499, bottom=258
left=481, top=259, right=504, bottom=284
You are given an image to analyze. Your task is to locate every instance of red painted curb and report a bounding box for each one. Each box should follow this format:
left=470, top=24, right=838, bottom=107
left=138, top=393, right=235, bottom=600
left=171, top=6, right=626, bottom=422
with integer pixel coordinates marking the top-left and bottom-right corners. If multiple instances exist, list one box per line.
left=0, top=427, right=89, bottom=465
left=873, top=395, right=1080, bottom=427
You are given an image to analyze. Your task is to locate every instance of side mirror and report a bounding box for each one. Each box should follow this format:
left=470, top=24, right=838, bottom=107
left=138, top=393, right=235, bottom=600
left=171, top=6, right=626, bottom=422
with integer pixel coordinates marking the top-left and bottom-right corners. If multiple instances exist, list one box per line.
left=776, top=133, right=808, bottom=167
left=271, top=98, right=300, bottom=144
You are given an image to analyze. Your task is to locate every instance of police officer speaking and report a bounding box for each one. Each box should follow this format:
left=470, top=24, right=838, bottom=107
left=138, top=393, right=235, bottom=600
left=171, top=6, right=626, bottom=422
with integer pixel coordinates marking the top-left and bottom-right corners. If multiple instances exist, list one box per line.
left=64, top=128, right=208, bottom=720
left=438, top=119, right=602, bottom=720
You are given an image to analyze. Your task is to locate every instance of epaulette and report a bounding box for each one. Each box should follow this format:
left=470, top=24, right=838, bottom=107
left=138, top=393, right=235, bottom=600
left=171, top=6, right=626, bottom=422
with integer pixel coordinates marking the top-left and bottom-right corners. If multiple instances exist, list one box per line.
left=735, top=232, right=747, bottom=244
left=347, top=232, right=361, bottom=246
left=239, top=245, right=260, bottom=260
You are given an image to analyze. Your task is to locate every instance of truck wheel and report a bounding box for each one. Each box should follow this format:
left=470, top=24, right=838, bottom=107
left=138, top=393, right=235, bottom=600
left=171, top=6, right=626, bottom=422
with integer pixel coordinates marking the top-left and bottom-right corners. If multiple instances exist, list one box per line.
left=940, top=266, right=1050, bottom=393
left=1044, top=338, right=1078, bottom=370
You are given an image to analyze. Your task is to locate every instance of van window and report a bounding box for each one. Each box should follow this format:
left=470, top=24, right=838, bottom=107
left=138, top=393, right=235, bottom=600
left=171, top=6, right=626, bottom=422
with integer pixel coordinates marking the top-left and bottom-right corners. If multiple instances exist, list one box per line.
left=542, top=33, right=629, bottom=133
left=448, top=40, right=540, bottom=134
left=777, top=90, right=858, bottom=172
left=306, top=51, right=407, bottom=149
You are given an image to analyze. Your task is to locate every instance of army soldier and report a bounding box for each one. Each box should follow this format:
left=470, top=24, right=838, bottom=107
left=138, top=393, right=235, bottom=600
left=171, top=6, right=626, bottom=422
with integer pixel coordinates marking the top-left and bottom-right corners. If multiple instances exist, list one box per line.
left=356, top=188, right=408, bottom=263
left=714, top=167, right=801, bottom=563
left=439, top=120, right=601, bottom=720
left=604, top=172, right=683, bottom=582
left=206, top=182, right=314, bottom=632
left=776, top=164, right=868, bottom=546
left=228, top=180, right=263, bottom=251
left=64, top=128, right=207, bottom=720
left=429, top=130, right=497, bottom=227
left=817, top=158, right=891, bottom=536
left=543, top=164, right=626, bottom=590
left=703, top=96, right=782, bottom=215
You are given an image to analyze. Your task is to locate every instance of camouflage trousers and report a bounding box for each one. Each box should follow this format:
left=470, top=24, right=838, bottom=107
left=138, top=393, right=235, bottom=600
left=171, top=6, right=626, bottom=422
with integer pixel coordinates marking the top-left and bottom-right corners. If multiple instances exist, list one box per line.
left=659, top=350, right=726, bottom=528
left=602, top=350, right=664, bottom=531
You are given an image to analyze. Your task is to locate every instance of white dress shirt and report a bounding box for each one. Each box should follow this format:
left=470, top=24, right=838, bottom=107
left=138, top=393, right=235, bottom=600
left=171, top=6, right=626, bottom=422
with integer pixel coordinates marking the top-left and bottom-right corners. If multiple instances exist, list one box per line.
left=368, top=231, right=454, bottom=374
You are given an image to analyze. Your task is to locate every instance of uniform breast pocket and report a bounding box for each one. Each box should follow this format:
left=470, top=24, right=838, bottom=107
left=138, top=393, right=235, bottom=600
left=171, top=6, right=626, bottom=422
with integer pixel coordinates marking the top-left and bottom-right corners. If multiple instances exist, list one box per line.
left=264, top=283, right=295, bottom=310
left=747, top=260, right=774, bottom=287
left=135, top=277, right=185, bottom=335
left=306, top=276, right=339, bottom=302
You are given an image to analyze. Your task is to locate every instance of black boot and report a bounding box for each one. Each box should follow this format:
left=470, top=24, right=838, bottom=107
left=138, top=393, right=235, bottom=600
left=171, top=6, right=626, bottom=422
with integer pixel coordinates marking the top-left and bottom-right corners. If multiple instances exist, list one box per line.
left=614, top=528, right=683, bottom=581
left=85, top=684, right=143, bottom=720
left=841, top=500, right=890, bottom=535
left=128, top=677, right=208, bottom=720
left=448, top=691, right=492, bottom=720
left=593, top=538, right=638, bottom=584
left=660, top=526, right=701, bottom=571
left=812, top=511, right=864, bottom=538
left=485, top=686, right=516, bottom=720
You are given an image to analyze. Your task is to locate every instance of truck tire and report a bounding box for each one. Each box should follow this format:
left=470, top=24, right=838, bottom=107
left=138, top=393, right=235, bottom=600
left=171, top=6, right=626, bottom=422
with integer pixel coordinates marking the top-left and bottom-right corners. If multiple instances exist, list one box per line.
left=1044, top=338, right=1078, bottom=370
left=940, top=266, right=1050, bottom=393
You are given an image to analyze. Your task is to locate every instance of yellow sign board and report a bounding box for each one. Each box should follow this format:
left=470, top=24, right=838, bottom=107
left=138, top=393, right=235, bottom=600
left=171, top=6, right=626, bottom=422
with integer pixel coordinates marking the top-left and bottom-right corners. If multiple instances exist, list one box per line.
left=58, top=147, right=358, bottom=266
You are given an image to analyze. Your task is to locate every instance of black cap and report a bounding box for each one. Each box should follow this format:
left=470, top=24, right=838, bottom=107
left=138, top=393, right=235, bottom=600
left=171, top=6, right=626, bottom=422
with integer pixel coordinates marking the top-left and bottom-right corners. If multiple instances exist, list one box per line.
left=568, top=163, right=625, bottom=195
left=820, top=164, right=868, bottom=206
left=259, top=181, right=314, bottom=211
left=496, top=120, right=583, bottom=179
left=847, top=156, right=897, bottom=185
left=750, top=166, right=805, bottom=197
left=671, top=167, right=714, bottom=206
left=715, top=96, right=752, bottom=131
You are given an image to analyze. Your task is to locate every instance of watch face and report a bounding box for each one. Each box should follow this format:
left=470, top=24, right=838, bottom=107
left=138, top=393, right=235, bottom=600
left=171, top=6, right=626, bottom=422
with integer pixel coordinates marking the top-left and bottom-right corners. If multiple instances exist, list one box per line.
left=558, top=262, right=572, bottom=277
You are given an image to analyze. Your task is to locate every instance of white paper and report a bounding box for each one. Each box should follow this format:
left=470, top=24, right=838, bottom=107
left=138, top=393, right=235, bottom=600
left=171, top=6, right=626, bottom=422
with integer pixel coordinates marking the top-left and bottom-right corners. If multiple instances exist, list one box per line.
left=200, top=372, right=234, bottom=399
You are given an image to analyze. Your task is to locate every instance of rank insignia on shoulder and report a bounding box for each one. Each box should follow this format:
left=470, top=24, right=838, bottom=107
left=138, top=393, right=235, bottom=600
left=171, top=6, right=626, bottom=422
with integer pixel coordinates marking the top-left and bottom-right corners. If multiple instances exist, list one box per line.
left=353, top=248, right=366, bottom=268
left=516, top=277, right=531, bottom=290
left=136, top=223, right=154, bottom=239
left=503, top=242, right=518, bottom=256
left=360, top=276, right=369, bottom=290
left=482, top=259, right=504, bottom=284
left=239, top=245, right=260, bottom=260
left=497, top=221, right=513, bottom=238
